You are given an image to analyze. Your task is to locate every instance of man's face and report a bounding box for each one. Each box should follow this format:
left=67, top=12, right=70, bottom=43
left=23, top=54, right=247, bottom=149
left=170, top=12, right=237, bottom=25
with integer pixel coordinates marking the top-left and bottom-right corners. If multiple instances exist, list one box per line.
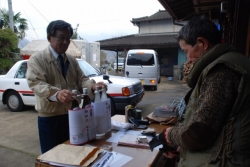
left=179, top=39, right=207, bottom=64
left=48, top=28, right=71, bottom=54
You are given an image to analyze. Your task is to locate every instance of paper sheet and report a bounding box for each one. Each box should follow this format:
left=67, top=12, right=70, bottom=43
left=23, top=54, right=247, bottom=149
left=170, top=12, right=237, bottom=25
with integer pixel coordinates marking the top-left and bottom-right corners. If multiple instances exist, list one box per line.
left=91, top=150, right=133, bottom=167
left=109, top=152, right=133, bottom=167
left=106, top=130, right=143, bottom=143
left=118, top=134, right=150, bottom=149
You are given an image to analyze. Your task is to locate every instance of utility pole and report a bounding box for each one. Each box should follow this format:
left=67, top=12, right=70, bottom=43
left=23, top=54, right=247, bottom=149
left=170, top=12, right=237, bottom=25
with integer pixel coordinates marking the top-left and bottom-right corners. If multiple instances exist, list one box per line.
left=8, top=0, right=14, bottom=31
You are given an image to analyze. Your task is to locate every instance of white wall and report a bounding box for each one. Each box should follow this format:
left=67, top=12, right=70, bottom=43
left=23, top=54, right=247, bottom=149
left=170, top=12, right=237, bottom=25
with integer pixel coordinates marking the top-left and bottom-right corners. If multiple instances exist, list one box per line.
left=73, top=40, right=100, bottom=68
left=138, top=19, right=182, bottom=33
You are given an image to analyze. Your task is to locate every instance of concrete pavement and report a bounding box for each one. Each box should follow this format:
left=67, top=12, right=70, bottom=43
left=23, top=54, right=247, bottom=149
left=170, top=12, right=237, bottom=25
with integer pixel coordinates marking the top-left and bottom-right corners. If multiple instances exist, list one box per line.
left=0, top=74, right=190, bottom=167
left=0, top=105, right=39, bottom=167
left=137, top=77, right=190, bottom=117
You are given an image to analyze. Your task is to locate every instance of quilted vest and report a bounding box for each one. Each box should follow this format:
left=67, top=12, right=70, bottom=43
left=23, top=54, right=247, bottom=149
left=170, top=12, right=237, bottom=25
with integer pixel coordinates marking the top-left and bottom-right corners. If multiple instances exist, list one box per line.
left=178, top=43, right=250, bottom=167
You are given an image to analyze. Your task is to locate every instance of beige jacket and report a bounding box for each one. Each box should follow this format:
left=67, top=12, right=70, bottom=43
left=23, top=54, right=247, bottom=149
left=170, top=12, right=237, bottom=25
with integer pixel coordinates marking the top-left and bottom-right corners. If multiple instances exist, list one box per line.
left=26, top=46, right=95, bottom=117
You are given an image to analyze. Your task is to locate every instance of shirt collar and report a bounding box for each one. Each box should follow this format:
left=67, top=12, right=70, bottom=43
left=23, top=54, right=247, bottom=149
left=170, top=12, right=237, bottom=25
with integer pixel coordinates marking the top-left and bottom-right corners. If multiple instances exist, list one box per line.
left=49, top=45, right=65, bottom=59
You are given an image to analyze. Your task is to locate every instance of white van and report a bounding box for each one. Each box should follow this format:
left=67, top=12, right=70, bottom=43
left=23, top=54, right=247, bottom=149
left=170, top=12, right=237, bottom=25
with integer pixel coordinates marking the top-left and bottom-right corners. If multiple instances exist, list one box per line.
left=125, top=49, right=160, bottom=90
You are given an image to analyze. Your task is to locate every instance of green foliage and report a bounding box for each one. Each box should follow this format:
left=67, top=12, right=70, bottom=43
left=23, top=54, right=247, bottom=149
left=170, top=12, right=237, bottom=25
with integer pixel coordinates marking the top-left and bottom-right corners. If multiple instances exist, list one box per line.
left=0, top=28, right=18, bottom=58
left=0, top=8, right=28, bottom=39
left=0, top=58, right=14, bottom=74
left=71, top=24, right=85, bottom=40
left=100, top=50, right=107, bottom=66
left=14, top=47, right=20, bottom=53
left=71, top=24, right=79, bottom=39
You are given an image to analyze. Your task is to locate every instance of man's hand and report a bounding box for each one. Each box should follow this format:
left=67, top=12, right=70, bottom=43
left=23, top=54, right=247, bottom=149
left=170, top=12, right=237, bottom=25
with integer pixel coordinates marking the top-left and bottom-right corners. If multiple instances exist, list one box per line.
left=57, top=89, right=74, bottom=103
left=149, top=128, right=180, bottom=159
left=162, top=146, right=180, bottom=159
left=92, top=82, right=108, bottom=92
left=149, top=129, right=167, bottom=151
left=149, top=135, right=163, bottom=151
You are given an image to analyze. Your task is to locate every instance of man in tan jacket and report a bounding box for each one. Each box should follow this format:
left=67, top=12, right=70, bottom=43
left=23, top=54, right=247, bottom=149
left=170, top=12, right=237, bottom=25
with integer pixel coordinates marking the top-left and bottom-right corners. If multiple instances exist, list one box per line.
left=26, top=20, right=106, bottom=153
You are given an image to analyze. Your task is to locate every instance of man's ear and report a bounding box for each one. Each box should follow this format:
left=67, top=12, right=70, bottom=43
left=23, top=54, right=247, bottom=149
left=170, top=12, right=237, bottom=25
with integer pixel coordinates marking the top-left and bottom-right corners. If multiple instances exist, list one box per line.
left=197, top=37, right=210, bottom=51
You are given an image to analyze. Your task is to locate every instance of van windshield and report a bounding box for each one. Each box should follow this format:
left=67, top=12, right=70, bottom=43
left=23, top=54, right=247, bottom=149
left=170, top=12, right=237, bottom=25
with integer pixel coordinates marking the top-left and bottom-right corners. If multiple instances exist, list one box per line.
left=127, top=53, right=154, bottom=66
left=118, top=58, right=124, bottom=63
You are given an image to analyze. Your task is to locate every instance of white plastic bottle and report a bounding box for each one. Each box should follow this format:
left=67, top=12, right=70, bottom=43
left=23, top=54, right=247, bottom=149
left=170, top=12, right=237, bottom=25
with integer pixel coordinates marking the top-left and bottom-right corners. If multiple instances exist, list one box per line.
left=94, top=86, right=101, bottom=103
left=100, top=85, right=111, bottom=133
left=101, top=85, right=107, bottom=101
left=94, top=85, right=106, bottom=137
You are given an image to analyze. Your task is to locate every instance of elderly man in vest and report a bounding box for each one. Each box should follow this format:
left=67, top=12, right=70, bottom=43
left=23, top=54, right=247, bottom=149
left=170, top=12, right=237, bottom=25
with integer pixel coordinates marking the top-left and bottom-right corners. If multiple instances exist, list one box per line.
left=150, top=16, right=250, bottom=167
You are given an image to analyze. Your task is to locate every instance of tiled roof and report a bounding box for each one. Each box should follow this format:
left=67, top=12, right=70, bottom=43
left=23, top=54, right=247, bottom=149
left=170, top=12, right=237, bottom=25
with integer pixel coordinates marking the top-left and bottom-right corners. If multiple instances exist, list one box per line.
left=98, top=33, right=178, bottom=51
left=131, top=10, right=171, bottom=24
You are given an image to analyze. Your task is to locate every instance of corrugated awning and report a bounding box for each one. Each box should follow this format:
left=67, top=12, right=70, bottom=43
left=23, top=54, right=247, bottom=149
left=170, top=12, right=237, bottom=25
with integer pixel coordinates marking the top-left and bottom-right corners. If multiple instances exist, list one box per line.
left=98, top=33, right=179, bottom=51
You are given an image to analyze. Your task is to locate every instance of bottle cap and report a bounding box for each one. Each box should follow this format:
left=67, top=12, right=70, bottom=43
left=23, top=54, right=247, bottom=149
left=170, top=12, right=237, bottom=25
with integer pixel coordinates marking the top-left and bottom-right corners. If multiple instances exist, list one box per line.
left=94, top=85, right=100, bottom=93
left=83, top=88, right=88, bottom=95
left=102, top=85, right=106, bottom=91
left=72, top=89, right=77, bottom=95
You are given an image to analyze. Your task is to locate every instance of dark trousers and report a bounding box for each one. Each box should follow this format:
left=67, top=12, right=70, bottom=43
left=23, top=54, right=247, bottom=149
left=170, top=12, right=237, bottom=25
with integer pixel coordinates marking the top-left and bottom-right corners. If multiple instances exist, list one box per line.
left=38, top=114, right=69, bottom=153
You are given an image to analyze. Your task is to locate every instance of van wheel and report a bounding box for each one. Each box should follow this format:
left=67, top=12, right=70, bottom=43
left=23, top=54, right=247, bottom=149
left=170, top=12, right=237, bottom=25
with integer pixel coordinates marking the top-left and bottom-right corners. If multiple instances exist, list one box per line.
left=158, top=77, right=161, bottom=84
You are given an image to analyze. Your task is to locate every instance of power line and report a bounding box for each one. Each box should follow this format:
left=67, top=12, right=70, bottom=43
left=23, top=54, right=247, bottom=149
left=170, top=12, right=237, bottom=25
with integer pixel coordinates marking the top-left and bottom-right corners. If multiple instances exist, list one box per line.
left=19, top=39, right=24, bottom=48
left=27, top=0, right=49, bottom=22
left=19, top=2, right=39, bottom=39
left=83, top=18, right=131, bottom=25
left=23, top=16, right=129, bottom=29
left=32, top=17, right=130, bottom=29
left=25, top=34, right=38, bottom=40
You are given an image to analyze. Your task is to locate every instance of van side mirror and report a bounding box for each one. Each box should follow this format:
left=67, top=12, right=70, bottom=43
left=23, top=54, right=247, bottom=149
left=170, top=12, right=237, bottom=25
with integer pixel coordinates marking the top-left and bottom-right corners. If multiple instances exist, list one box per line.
left=103, top=74, right=112, bottom=83
left=126, top=71, right=129, bottom=77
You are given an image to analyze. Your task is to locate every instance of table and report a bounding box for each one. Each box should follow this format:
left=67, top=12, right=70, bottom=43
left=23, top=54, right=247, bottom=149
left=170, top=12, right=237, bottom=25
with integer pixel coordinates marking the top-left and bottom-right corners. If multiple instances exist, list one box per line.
left=35, top=115, right=170, bottom=167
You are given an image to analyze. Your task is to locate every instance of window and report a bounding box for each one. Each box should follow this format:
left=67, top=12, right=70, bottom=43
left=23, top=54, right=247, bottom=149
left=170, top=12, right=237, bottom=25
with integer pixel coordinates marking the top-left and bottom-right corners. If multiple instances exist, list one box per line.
left=77, top=60, right=100, bottom=77
left=118, top=58, right=124, bottom=63
left=15, top=62, right=27, bottom=78
left=127, top=53, right=155, bottom=66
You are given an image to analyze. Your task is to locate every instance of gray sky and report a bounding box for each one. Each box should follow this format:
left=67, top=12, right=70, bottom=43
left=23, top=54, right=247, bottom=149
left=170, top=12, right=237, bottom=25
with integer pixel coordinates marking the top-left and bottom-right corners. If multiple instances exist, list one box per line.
left=0, top=0, right=164, bottom=42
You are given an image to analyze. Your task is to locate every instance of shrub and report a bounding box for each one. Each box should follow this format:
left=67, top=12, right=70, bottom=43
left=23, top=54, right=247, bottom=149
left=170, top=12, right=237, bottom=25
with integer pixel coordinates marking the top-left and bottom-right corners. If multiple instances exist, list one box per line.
left=0, top=58, right=14, bottom=74
left=0, top=28, right=18, bottom=58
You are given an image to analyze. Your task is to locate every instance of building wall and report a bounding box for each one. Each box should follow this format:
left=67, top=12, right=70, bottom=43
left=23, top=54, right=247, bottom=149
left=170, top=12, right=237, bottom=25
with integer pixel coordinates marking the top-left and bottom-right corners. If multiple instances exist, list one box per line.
left=178, top=48, right=187, bottom=79
left=136, top=19, right=183, bottom=76
left=178, top=48, right=187, bottom=69
left=157, top=48, right=178, bottom=76
left=139, top=20, right=182, bottom=33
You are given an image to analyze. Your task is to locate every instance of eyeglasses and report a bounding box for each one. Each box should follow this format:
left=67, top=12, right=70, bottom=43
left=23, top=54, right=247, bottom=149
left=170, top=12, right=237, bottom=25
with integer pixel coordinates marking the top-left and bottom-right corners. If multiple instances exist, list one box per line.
left=53, top=36, right=71, bottom=43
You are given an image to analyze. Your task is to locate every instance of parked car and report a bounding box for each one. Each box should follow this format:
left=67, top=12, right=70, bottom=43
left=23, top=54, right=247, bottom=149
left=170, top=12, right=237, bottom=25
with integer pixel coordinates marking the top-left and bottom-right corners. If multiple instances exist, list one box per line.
left=0, top=59, right=144, bottom=115
left=114, top=57, right=124, bottom=71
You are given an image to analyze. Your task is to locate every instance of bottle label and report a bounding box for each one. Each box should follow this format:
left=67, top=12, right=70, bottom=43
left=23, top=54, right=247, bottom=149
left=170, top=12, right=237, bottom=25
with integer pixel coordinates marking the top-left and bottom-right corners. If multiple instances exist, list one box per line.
left=68, top=105, right=96, bottom=145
